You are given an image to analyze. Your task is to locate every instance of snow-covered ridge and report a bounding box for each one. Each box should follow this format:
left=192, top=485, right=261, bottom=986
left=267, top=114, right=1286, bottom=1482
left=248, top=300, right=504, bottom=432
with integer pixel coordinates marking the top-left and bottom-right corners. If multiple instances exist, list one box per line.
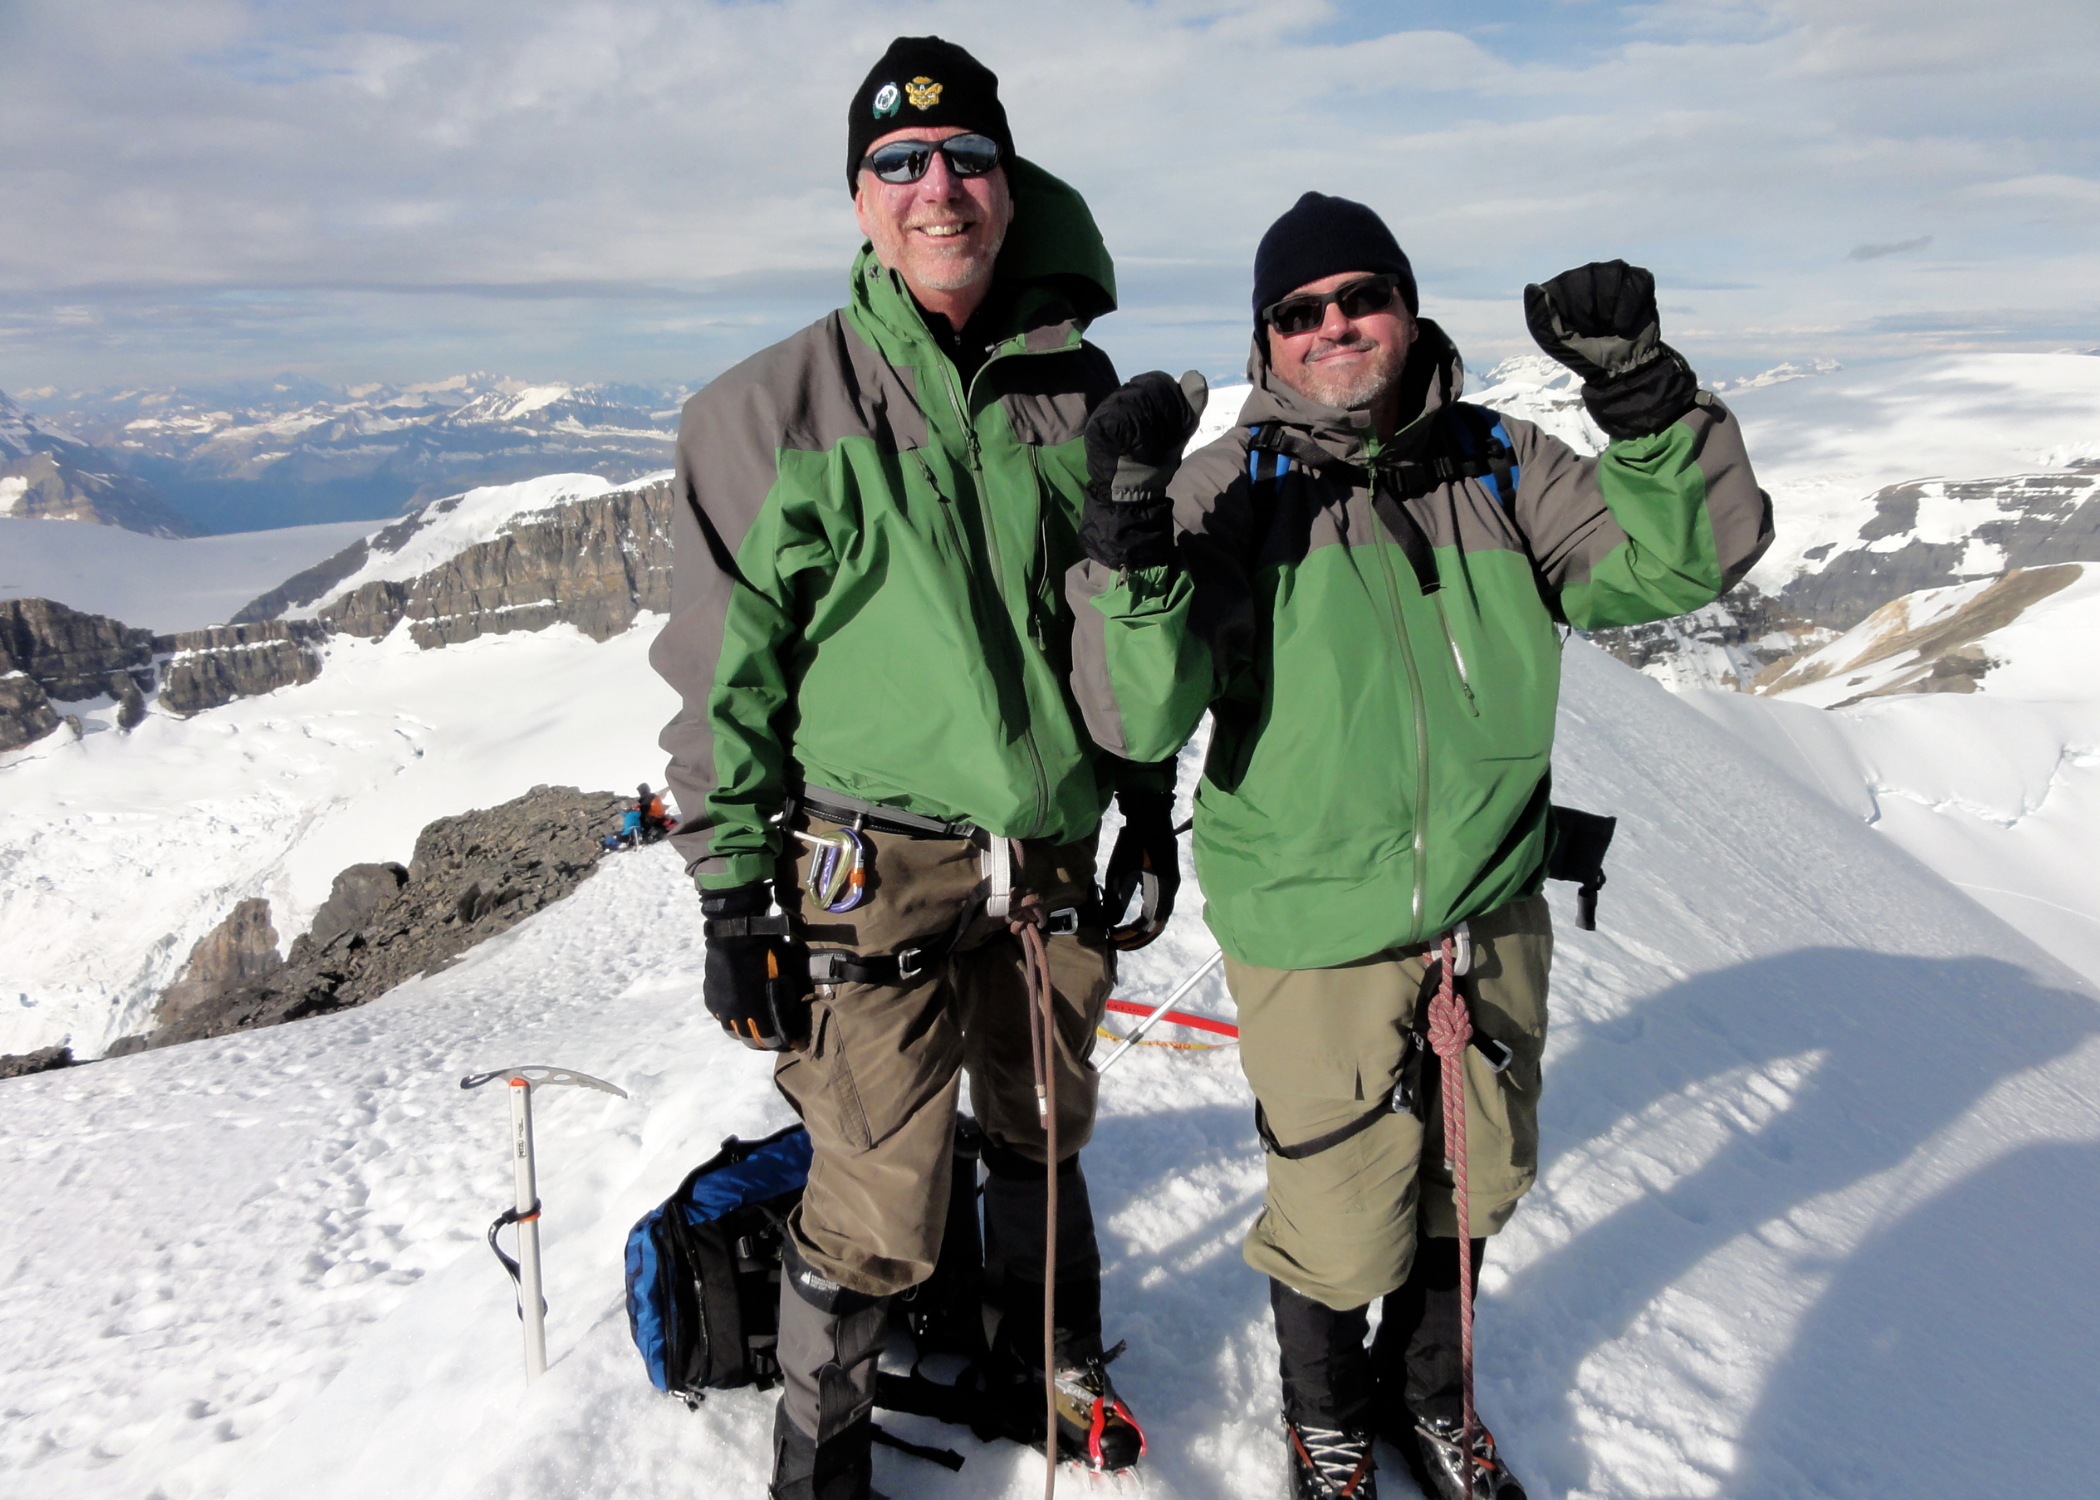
left=281, top=472, right=657, bottom=619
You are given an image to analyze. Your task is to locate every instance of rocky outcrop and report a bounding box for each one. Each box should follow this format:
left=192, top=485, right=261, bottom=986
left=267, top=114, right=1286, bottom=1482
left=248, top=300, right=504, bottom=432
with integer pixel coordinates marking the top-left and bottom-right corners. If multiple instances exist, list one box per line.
left=0, top=598, right=155, bottom=749
left=118, top=785, right=628, bottom=1052
left=1756, top=563, right=2083, bottom=703
left=152, top=620, right=328, bottom=716
left=240, top=480, right=675, bottom=647
left=0, top=599, right=334, bottom=746
left=155, top=898, right=284, bottom=1029
left=0, top=597, right=156, bottom=701
left=1775, top=470, right=2100, bottom=632
left=0, top=1045, right=76, bottom=1080
left=0, top=667, right=61, bottom=752
left=1584, top=581, right=1831, bottom=690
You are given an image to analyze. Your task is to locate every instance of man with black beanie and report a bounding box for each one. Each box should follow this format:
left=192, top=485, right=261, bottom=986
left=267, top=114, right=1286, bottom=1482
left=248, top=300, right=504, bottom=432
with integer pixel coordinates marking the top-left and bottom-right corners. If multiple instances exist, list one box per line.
left=651, top=34, right=1167, bottom=1500
left=1067, top=194, right=1772, bottom=1498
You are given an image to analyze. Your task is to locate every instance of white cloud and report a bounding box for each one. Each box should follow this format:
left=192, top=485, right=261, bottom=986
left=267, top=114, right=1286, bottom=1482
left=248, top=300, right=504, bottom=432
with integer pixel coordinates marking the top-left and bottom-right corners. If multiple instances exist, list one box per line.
left=0, top=0, right=2093, bottom=386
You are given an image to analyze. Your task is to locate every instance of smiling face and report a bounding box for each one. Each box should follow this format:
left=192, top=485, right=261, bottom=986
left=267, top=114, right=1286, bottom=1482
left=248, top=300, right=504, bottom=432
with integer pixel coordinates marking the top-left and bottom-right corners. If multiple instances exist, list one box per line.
left=853, top=124, right=1014, bottom=327
left=1265, top=270, right=1417, bottom=423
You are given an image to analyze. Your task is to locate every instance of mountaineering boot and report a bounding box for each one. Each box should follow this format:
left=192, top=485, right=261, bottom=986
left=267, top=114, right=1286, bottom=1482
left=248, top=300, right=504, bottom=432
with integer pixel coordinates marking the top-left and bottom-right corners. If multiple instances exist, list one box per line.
left=980, top=1143, right=1146, bottom=1471
left=1369, top=1237, right=1485, bottom=1446
left=1271, top=1277, right=1377, bottom=1497
left=770, top=1237, right=890, bottom=1500
left=1404, top=1416, right=1526, bottom=1500
left=1286, top=1419, right=1378, bottom=1499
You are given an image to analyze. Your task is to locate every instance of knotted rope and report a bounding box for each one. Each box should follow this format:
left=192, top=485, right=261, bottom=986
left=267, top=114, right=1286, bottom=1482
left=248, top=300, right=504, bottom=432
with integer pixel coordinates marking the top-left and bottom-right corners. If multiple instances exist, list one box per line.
left=1009, top=873, right=1060, bottom=1500
left=1423, top=933, right=1477, bottom=1483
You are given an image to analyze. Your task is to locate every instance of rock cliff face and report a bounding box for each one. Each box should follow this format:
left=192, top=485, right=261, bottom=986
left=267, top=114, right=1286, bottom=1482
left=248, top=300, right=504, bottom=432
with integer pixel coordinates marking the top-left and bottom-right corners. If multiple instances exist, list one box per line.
left=153, top=620, right=328, bottom=716
left=111, top=785, right=628, bottom=1053
left=0, top=599, right=155, bottom=749
left=294, top=481, right=674, bottom=646
left=0, top=600, right=333, bottom=749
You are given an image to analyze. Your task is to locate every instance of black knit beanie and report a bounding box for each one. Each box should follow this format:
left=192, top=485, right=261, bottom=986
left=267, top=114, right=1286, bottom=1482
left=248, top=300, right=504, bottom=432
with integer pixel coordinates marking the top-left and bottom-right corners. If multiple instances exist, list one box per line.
left=846, top=37, right=1014, bottom=194
left=1251, top=192, right=1418, bottom=330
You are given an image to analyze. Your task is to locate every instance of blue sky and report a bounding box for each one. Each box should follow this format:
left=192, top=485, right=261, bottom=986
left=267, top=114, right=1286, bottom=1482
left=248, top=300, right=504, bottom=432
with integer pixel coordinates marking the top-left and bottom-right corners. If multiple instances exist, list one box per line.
left=1, top=0, right=2095, bottom=394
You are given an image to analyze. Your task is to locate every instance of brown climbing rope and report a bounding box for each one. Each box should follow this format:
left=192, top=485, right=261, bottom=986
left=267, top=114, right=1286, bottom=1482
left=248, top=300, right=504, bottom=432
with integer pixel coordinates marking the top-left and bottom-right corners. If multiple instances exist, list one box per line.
left=1423, top=932, right=1478, bottom=1485
left=1010, top=877, right=1060, bottom=1500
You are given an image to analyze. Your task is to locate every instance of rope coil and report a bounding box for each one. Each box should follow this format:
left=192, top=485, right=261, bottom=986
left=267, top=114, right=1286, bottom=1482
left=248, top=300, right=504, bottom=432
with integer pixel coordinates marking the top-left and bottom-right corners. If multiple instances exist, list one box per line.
left=1424, top=933, right=1478, bottom=1481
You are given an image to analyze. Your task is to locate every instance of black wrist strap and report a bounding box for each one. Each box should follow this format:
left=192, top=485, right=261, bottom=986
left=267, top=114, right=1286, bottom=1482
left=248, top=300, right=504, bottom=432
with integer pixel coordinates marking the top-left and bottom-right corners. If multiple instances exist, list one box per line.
left=702, top=912, right=795, bottom=940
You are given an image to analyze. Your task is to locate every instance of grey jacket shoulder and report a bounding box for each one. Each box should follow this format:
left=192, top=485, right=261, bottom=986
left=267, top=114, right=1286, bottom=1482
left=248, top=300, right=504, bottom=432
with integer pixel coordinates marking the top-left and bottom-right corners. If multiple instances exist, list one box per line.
left=678, top=311, right=929, bottom=469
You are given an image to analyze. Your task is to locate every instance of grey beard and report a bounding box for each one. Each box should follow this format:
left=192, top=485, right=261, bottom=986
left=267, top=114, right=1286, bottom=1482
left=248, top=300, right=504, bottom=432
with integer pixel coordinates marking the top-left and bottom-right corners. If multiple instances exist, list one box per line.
left=909, top=223, right=1010, bottom=293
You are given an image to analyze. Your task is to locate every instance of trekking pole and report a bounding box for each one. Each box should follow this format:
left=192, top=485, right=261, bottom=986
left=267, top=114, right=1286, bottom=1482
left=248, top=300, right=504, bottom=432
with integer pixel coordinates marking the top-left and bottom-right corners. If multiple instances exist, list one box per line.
left=1095, top=949, right=1225, bottom=1075
left=461, top=1064, right=628, bottom=1381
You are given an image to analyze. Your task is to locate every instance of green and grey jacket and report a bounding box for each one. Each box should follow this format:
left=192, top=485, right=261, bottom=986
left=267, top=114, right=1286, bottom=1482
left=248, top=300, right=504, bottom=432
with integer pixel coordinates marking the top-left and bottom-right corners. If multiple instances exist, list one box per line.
left=652, top=160, right=1147, bottom=890
left=1067, top=322, right=1772, bottom=968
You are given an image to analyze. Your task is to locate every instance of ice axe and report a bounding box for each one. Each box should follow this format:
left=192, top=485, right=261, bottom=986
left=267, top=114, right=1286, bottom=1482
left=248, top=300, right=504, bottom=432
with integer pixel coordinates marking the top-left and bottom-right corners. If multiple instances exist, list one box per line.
left=1095, top=949, right=1226, bottom=1074
left=461, top=1064, right=628, bottom=1380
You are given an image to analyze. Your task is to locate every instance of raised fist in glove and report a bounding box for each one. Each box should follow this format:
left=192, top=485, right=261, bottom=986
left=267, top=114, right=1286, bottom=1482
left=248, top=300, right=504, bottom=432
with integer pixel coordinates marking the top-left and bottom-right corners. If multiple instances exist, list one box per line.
left=700, top=881, right=810, bottom=1050
left=1079, top=369, right=1209, bottom=570
left=1102, top=788, right=1181, bottom=950
left=1523, top=260, right=1701, bottom=441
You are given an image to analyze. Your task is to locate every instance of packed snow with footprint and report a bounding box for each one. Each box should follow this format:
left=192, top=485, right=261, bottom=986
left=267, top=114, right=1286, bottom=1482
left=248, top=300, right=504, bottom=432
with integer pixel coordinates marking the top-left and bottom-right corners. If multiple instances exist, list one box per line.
left=6, top=638, right=2098, bottom=1500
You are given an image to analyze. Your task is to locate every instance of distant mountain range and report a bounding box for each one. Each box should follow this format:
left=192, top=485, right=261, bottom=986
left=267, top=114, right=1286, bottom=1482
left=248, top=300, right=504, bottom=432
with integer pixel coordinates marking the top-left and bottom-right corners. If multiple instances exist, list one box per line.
left=6, top=374, right=687, bottom=534
left=0, top=390, right=198, bottom=537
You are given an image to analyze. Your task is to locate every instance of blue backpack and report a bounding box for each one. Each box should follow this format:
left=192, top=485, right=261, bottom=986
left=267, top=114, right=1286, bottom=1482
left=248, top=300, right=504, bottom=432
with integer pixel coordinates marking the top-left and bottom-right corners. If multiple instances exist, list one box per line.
left=624, top=1123, right=812, bottom=1401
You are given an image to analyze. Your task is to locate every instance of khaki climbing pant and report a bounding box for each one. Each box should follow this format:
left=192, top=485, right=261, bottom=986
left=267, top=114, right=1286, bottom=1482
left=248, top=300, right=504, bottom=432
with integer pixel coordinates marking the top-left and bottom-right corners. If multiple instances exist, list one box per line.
left=1229, top=894, right=1553, bottom=1311
left=772, top=823, right=1113, bottom=1298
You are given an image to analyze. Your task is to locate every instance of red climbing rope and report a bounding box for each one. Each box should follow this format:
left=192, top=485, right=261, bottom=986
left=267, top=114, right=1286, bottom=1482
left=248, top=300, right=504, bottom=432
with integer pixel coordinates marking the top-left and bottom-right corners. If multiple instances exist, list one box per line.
left=1423, top=933, right=1477, bottom=1476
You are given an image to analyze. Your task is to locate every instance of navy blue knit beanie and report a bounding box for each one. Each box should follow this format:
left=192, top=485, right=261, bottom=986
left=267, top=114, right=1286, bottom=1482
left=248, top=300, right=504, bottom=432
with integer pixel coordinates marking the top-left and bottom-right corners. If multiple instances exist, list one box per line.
left=1252, top=192, right=1418, bottom=330
left=847, top=38, right=1014, bottom=193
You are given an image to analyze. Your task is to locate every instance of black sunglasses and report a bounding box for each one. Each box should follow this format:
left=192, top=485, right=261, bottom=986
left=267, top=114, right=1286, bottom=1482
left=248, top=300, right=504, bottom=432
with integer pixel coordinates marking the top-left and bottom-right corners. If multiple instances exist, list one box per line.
left=857, top=133, right=1002, bottom=185
left=1262, top=274, right=1405, bottom=337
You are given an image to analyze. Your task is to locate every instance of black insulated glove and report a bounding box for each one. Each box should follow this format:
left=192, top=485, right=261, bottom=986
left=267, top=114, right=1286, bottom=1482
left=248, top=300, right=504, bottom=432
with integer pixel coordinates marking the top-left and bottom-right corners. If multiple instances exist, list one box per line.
left=1102, top=789, right=1181, bottom=950
left=1078, top=370, right=1209, bottom=570
left=1523, top=260, right=1702, bottom=442
left=700, top=881, right=810, bottom=1051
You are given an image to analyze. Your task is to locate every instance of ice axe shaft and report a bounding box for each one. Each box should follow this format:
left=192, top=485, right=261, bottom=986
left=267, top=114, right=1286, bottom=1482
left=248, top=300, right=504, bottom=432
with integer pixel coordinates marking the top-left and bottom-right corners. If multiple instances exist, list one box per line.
left=508, top=1079, right=548, bottom=1379
left=462, top=1064, right=628, bottom=1382
left=1096, top=950, right=1225, bottom=1074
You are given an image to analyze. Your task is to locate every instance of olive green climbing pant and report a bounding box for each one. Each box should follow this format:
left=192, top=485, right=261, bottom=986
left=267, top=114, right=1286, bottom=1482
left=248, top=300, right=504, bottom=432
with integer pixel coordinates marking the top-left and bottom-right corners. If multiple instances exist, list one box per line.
left=1229, top=894, right=1553, bottom=1311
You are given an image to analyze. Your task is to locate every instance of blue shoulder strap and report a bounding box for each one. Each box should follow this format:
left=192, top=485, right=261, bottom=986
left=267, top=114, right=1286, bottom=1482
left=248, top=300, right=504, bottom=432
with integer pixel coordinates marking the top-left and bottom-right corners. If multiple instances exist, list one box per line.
left=1440, top=405, right=1520, bottom=514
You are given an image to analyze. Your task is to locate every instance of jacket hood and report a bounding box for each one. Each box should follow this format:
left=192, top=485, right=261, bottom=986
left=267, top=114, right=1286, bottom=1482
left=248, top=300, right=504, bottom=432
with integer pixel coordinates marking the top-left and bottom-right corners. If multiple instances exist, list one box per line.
left=1238, top=317, right=1468, bottom=469
left=850, top=155, right=1116, bottom=346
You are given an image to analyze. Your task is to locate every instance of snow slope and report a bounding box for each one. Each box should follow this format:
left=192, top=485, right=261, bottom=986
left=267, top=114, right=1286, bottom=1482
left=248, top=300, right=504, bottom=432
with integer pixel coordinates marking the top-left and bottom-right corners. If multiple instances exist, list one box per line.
left=0, top=620, right=679, bottom=1058
left=1686, top=564, right=2100, bottom=987
left=0, top=517, right=379, bottom=632
left=4, top=640, right=2096, bottom=1500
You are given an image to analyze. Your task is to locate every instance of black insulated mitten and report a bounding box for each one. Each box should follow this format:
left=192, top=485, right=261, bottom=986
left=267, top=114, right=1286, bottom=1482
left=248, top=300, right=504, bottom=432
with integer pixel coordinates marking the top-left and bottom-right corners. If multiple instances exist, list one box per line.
left=1078, top=370, right=1209, bottom=570
left=1102, top=788, right=1180, bottom=950
left=1523, top=260, right=1701, bottom=442
left=700, top=881, right=810, bottom=1050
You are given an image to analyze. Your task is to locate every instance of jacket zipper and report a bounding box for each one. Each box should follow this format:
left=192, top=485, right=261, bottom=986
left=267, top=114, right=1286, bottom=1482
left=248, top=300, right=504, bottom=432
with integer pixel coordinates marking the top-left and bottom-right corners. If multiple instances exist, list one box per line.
left=939, top=345, right=1051, bottom=835
left=1369, top=512, right=1433, bottom=940
left=1432, top=595, right=1480, bottom=717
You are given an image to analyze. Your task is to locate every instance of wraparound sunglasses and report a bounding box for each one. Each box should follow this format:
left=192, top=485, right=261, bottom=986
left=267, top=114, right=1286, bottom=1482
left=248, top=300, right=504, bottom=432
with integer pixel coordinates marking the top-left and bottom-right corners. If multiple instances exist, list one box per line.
left=1262, top=274, right=1405, bottom=337
left=857, top=133, right=1003, bottom=185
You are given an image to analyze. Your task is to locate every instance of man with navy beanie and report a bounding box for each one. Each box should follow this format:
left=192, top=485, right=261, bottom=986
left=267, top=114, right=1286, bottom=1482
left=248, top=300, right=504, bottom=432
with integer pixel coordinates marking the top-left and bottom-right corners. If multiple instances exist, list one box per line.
left=654, top=32, right=1166, bottom=1500
left=1067, top=196, right=1771, bottom=1497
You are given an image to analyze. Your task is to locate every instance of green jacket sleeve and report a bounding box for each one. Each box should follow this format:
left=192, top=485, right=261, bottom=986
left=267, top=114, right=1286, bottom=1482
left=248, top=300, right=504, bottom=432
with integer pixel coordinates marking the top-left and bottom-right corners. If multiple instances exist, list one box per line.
left=1065, top=437, right=1253, bottom=765
left=649, top=368, right=832, bottom=890
left=1507, top=397, right=1772, bottom=629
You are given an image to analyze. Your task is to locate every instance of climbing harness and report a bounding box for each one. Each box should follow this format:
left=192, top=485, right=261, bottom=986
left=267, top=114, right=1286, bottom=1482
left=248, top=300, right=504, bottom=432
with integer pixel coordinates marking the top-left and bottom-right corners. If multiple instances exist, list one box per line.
left=1250, top=923, right=1511, bottom=1162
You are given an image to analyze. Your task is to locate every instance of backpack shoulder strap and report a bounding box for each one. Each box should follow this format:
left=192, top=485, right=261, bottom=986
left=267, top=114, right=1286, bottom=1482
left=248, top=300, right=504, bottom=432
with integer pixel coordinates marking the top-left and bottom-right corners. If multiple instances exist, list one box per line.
left=1440, top=403, right=1520, bottom=513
